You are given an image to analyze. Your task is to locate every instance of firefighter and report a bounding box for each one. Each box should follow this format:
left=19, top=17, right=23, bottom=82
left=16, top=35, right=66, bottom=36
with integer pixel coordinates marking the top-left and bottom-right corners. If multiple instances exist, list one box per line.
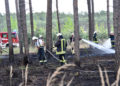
left=32, top=36, right=47, bottom=65
left=55, top=33, right=67, bottom=65
left=70, top=33, right=74, bottom=43
left=109, top=32, right=115, bottom=48
left=93, top=31, right=98, bottom=44
left=32, top=36, right=38, bottom=45
left=69, top=33, right=75, bottom=54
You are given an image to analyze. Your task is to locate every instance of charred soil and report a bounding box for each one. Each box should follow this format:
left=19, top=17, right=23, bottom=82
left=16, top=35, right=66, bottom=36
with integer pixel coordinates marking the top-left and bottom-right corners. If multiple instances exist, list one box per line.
left=0, top=49, right=117, bottom=86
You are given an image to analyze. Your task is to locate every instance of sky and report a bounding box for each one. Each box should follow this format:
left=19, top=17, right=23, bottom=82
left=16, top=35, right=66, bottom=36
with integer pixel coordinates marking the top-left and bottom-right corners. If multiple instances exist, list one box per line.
left=0, top=0, right=113, bottom=14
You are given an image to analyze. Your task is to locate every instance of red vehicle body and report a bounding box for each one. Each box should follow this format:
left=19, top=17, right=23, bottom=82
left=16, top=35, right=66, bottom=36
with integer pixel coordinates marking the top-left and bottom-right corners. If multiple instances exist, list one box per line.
left=0, top=32, right=19, bottom=48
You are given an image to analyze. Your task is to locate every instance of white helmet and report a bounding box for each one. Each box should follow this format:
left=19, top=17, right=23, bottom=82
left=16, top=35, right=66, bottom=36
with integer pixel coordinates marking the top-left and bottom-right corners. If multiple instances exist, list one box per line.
left=39, top=35, right=43, bottom=38
left=32, top=36, right=38, bottom=40
left=110, top=31, right=114, bottom=35
left=56, top=33, right=62, bottom=37
left=94, top=31, right=97, bottom=34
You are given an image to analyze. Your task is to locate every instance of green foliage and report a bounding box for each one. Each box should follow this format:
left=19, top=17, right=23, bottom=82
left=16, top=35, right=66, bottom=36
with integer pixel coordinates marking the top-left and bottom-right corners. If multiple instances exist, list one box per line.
left=95, top=23, right=108, bottom=39
left=60, top=17, right=74, bottom=39
left=63, top=17, right=74, bottom=32
left=0, top=11, right=113, bottom=41
left=33, top=19, right=37, bottom=31
left=10, top=16, right=17, bottom=30
left=80, top=26, right=88, bottom=39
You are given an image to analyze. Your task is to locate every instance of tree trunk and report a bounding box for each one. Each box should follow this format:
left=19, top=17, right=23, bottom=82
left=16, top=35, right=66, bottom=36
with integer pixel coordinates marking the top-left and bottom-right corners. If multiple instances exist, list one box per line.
left=15, top=0, right=23, bottom=55
left=29, top=0, right=34, bottom=45
left=113, top=0, right=120, bottom=71
left=19, top=0, right=29, bottom=65
left=91, top=0, right=95, bottom=34
left=107, top=0, right=111, bottom=36
left=5, top=0, right=14, bottom=63
left=73, top=0, right=80, bottom=66
left=87, top=0, right=93, bottom=41
left=56, top=0, right=61, bottom=33
left=46, top=0, right=52, bottom=52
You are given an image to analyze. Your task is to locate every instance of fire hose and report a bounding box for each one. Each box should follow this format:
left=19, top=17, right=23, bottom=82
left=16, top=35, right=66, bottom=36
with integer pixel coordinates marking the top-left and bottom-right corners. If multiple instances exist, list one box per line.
left=46, top=49, right=60, bottom=61
left=46, top=49, right=67, bottom=64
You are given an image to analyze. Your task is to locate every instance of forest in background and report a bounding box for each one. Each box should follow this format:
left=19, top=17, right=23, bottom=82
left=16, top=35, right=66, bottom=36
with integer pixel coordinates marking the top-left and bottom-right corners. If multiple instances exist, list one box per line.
left=0, top=11, right=113, bottom=40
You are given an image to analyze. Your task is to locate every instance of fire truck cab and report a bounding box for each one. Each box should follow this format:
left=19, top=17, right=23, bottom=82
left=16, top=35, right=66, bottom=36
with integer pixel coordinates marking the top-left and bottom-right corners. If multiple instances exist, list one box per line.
left=0, top=32, right=19, bottom=48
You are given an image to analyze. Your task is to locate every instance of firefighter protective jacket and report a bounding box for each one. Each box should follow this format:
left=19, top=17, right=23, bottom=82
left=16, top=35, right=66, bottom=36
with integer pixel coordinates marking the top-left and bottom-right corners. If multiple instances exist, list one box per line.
left=55, top=36, right=67, bottom=55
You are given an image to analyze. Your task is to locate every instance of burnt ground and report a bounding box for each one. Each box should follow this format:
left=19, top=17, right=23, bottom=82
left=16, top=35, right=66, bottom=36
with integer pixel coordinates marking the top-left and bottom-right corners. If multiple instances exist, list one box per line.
left=0, top=48, right=117, bottom=86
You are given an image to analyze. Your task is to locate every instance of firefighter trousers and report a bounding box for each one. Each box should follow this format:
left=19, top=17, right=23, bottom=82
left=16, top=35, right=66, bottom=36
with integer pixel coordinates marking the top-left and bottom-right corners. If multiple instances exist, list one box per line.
left=38, top=47, right=47, bottom=64
left=59, top=54, right=66, bottom=65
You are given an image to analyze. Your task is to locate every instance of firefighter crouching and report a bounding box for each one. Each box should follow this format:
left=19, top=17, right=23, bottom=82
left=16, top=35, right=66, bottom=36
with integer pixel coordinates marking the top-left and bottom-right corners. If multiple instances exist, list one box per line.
left=55, top=33, right=67, bottom=65
left=32, top=35, right=47, bottom=65
left=109, top=32, right=115, bottom=48
left=93, top=31, right=98, bottom=44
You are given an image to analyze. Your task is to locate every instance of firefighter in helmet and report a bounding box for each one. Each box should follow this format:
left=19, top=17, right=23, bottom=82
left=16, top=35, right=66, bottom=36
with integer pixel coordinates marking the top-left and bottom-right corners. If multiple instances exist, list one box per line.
left=69, top=33, right=75, bottom=54
left=55, top=33, right=67, bottom=65
left=32, top=35, right=47, bottom=65
left=109, top=32, right=115, bottom=48
left=93, top=31, right=98, bottom=44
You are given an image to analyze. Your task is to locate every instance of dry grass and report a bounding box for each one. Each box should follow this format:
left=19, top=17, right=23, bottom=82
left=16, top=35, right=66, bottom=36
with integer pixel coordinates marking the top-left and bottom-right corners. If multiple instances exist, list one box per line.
left=104, top=68, right=110, bottom=86
left=18, top=64, right=29, bottom=86
left=46, top=64, right=75, bottom=86
left=25, top=64, right=29, bottom=86
left=1, top=47, right=38, bottom=55
left=67, top=42, right=89, bottom=51
left=66, top=77, right=74, bottom=86
left=99, top=65, right=120, bottom=86
left=98, top=65, right=105, bottom=86
left=10, top=65, right=13, bottom=86
left=58, top=74, right=66, bottom=86
left=47, top=64, right=120, bottom=86
left=116, top=67, right=120, bottom=86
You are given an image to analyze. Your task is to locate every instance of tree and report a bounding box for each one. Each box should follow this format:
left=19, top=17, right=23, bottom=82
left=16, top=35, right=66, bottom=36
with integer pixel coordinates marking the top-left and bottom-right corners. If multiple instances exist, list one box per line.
left=113, top=0, right=120, bottom=70
left=5, top=0, right=14, bottom=63
left=91, top=0, right=95, bottom=34
left=29, top=0, right=34, bottom=45
left=15, top=0, right=23, bottom=55
left=107, top=0, right=111, bottom=36
left=73, top=0, right=80, bottom=66
left=46, top=0, right=52, bottom=52
left=56, top=0, right=61, bottom=33
left=19, top=0, right=29, bottom=64
left=87, top=0, right=93, bottom=41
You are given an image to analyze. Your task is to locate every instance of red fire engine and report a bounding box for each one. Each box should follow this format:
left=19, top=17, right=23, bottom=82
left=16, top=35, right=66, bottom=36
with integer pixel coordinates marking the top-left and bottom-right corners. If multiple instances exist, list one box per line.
left=0, top=32, right=19, bottom=48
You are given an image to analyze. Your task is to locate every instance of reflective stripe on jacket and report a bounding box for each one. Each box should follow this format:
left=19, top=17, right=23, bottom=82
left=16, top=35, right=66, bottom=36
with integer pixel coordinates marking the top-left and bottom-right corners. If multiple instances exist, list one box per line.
left=55, top=39, right=66, bottom=55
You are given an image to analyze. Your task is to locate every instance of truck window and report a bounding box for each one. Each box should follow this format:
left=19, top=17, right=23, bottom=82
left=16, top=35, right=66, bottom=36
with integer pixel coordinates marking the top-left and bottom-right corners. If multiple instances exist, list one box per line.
left=12, top=33, right=16, bottom=38
left=2, top=34, right=7, bottom=38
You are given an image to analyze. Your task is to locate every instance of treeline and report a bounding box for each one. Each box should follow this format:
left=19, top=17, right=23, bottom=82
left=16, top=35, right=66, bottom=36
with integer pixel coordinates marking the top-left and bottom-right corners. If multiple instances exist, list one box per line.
left=0, top=11, right=113, bottom=39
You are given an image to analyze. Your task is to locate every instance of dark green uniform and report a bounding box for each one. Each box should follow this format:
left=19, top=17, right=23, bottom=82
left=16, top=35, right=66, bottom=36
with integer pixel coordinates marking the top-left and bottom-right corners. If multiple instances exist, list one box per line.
left=109, top=34, right=115, bottom=48
left=93, top=32, right=98, bottom=43
left=55, top=36, right=67, bottom=65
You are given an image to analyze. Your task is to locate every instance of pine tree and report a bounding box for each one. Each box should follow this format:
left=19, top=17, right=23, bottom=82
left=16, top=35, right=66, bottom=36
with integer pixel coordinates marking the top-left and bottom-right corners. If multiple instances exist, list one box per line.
left=19, top=0, right=29, bottom=65
left=15, top=0, right=23, bottom=55
left=46, top=0, right=53, bottom=52
left=29, top=0, right=34, bottom=45
left=107, top=0, right=111, bottom=36
left=5, top=0, right=14, bottom=63
left=73, top=0, right=80, bottom=66
left=56, top=0, right=61, bottom=33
